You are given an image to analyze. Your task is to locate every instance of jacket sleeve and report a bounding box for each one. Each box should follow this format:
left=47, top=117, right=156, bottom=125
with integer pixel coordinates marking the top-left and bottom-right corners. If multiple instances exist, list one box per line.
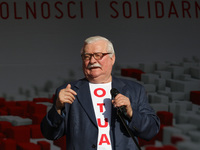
left=40, top=87, right=67, bottom=140
left=40, top=105, right=66, bottom=140
left=128, top=84, right=160, bottom=141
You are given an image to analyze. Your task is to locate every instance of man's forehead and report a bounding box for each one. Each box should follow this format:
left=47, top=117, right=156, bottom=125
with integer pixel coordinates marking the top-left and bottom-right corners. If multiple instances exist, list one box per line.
left=84, top=40, right=108, bottom=51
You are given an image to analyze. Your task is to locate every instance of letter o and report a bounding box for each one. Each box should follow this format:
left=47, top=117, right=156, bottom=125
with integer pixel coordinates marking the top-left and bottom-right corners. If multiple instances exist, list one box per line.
left=94, top=88, right=106, bottom=97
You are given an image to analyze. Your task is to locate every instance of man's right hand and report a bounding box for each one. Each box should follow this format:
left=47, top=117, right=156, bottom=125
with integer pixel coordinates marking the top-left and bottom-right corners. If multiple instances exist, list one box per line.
left=56, top=84, right=77, bottom=114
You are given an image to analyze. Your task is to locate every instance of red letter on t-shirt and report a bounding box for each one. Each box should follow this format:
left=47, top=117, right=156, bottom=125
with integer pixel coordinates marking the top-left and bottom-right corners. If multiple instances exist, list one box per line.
left=99, top=134, right=111, bottom=145
left=97, top=118, right=108, bottom=127
left=97, top=103, right=105, bottom=112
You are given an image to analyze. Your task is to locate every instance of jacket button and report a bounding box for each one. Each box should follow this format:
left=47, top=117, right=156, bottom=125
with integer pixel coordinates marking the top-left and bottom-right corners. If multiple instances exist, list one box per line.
left=92, top=144, right=96, bottom=148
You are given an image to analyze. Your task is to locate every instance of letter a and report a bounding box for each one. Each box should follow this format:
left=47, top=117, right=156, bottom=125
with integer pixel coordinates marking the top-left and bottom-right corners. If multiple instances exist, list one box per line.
left=99, top=134, right=111, bottom=145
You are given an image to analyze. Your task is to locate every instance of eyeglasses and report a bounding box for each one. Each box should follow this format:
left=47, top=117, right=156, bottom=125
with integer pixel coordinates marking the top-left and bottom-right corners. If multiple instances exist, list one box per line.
left=81, top=52, right=112, bottom=60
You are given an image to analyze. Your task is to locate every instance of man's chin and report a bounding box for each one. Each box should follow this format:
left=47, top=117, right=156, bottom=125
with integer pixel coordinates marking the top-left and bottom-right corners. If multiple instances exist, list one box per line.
left=87, top=72, right=101, bottom=79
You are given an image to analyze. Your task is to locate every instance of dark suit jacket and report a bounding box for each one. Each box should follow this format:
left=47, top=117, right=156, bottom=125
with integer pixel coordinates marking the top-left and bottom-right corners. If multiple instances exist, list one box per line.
left=41, top=76, right=160, bottom=150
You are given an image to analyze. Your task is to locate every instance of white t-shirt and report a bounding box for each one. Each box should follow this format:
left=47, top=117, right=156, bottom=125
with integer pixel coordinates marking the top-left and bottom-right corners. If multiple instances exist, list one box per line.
left=89, top=82, right=112, bottom=150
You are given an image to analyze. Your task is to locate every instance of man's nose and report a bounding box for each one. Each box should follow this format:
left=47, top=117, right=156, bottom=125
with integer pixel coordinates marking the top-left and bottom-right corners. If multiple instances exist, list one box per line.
left=89, top=55, right=97, bottom=63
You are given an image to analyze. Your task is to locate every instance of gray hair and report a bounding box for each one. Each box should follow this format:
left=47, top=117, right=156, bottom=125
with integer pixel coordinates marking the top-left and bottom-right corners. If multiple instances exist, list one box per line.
left=81, top=36, right=115, bottom=57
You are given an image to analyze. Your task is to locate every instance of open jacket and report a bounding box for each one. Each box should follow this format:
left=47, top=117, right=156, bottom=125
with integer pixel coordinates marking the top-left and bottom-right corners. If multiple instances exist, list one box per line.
left=41, top=76, right=160, bottom=150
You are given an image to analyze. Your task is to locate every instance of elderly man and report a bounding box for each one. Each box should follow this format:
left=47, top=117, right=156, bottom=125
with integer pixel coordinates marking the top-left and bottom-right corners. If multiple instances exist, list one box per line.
left=41, top=36, right=160, bottom=150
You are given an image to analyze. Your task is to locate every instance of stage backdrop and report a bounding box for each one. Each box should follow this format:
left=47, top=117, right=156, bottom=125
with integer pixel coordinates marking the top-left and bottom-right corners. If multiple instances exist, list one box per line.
left=0, top=0, right=200, bottom=99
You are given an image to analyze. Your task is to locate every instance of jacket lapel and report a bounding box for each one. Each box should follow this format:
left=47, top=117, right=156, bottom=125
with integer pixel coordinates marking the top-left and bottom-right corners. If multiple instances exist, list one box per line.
left=75, top=79, right=98, bottom=127
left=112, top=76, right=127, bottom=95
left=110, top=76, right=128, bottom=146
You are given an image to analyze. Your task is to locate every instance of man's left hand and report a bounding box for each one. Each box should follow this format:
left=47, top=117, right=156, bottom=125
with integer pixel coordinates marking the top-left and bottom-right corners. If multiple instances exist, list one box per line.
left=112, top=94, right=133, bottom=119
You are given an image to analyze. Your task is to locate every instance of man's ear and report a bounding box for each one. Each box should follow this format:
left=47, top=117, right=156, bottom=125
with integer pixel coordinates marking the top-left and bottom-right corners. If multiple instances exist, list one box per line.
left=111, top=54, right=116, bottom=65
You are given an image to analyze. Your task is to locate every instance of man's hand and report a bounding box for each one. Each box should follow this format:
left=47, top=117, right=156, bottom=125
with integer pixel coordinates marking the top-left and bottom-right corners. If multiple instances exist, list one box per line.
left=56, top=84, right=77, bottom=114
left=112, top=94, right=133, bottom=119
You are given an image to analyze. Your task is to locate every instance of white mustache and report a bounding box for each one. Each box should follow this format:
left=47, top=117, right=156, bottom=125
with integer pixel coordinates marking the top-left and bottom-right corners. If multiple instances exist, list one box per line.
left=87, top=63, right=102, bottom=69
